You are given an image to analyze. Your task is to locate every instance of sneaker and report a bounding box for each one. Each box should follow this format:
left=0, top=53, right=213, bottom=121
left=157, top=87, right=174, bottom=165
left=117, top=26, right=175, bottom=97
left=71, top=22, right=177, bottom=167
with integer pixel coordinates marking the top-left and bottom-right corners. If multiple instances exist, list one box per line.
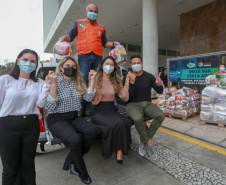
left=147, top=144, right=158, bottom=160
left=139, top=138, right=147, bottom=156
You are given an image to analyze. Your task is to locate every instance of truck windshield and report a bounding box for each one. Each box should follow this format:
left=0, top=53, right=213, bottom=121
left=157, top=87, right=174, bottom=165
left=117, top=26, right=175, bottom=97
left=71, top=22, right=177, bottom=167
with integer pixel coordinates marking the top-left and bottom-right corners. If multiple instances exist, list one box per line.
left=37, top=67, right=56, bottom=80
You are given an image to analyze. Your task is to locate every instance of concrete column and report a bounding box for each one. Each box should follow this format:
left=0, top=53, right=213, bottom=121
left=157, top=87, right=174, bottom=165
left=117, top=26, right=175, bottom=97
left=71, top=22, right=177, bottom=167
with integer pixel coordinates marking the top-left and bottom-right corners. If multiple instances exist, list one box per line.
left=142, top=0, right=158, bottom=75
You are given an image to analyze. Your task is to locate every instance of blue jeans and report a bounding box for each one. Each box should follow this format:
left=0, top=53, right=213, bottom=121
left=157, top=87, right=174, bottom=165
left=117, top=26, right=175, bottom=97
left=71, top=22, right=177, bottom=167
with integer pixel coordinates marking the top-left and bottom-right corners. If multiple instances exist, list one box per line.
left=78, top=53, right=102, bottom=111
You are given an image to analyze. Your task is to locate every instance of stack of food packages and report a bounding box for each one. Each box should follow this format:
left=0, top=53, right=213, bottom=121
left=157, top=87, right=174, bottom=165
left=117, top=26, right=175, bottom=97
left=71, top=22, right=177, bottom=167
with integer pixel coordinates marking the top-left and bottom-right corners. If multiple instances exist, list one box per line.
left=200, top=86, right=226, bottom=124
left=151, top=88, right=158, bottom=98
left=205, top=74, right=226, bottom=89
left=205, top=75, right=219, bottom=87
left=155, top=87, right=201, bottom=117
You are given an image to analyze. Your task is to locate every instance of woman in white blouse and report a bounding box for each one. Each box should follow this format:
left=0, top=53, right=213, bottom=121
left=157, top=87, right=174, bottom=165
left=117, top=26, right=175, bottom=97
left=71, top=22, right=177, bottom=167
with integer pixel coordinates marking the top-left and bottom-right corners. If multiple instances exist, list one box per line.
left=45, top=56, right=98, bottom=185
left=0, top=49, right=51, bottom=185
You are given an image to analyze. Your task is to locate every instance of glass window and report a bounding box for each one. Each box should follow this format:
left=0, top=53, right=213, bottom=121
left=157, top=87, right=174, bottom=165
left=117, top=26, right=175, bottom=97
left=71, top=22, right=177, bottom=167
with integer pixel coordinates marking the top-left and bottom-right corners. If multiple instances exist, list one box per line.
left=128, top=44, right=141, bottom=53
left=159, top=49, right=167, bottom=55
left=167, top=50, right=177, bottom=57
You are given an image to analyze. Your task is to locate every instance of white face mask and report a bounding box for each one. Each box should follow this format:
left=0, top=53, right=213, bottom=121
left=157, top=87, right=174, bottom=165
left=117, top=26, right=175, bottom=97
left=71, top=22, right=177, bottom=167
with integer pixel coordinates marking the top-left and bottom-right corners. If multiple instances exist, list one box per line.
left=103, top=65, right=114, bottom=74
left=132, top=64, right=142, bottom=72
left=220, top=66, right=225, bottom=72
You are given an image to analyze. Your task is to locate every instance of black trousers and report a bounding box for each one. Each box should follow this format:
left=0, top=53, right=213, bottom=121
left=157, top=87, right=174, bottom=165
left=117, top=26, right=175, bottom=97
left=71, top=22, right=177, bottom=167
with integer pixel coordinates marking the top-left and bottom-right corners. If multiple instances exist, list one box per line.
left=0, top=115, right=40, bottom=185
left=47, top=111, right=98, bottom=179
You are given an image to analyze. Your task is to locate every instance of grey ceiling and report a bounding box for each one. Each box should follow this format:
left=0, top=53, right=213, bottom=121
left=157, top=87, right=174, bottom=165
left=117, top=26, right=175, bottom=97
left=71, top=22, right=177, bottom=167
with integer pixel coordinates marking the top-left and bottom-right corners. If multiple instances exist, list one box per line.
left=44, top=0, right=215, bottom=53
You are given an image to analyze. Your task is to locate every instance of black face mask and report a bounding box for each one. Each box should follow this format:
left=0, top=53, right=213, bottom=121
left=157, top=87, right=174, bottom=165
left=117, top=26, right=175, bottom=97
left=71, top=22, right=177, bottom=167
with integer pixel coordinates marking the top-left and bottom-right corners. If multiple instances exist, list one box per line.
left=63, top=67, right=77, bottom=77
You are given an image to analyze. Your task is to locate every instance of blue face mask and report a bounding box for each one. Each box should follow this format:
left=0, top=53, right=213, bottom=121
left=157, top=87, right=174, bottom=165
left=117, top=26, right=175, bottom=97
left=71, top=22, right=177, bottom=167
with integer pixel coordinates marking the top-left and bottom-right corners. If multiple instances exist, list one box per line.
left=87, top=11, right=97, bottom=21
left=19, top=61, right=37, bottom=74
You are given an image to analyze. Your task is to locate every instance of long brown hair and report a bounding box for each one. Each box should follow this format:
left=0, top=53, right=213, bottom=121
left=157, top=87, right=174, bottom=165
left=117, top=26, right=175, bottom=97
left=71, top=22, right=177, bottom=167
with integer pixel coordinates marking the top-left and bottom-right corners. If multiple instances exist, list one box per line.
left=55, top=56, right=87, bottom=94
left=95, top=56, right=122, bottom=93
left=8, top=49, right=39, bottom=82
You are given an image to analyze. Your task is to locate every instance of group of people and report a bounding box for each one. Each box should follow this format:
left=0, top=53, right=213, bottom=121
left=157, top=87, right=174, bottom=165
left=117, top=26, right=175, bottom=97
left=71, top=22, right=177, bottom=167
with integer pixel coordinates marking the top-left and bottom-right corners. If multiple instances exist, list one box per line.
left=0, top=3, right=165, bottom=185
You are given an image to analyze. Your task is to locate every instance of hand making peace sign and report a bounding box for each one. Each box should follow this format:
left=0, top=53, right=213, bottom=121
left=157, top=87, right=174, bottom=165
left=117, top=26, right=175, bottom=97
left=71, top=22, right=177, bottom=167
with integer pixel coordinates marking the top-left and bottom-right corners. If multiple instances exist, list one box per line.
left=155, top=72, right=162, bottom=86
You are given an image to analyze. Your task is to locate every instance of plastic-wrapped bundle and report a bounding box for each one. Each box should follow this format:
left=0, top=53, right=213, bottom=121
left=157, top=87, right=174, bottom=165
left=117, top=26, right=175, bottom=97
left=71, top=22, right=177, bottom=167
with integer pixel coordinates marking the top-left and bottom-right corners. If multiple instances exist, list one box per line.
left=202, top=86, right=216, bottom=98
left=170, top=87, right=177, bottom=91
left=182, top=87, right=196, bottom=96
left=159, top=107, right=165, bottom=112
left=194, top=93, right=201, bottom=100
left=176, top=102, right=193, bottom=110
left=215, top=87, right=226, bottom=98
left=175, top=96, right=187, bottom=101
left=213, top=113, right=226, bottom=122
left=53, top=41, right=73, bottom=63
left=165, top=106, right=175, bottom=110
left=164, top=109, right=173, bottom=115
left=186, top=95, right=195, bottom=101
left=205, top=75, right=218, bottom=86
left=172, top=110, right=191, bottom=117
left=219, top=78, right=226, bottom=89
left=193, top=107, right=200, bottom=113
left=194, top=100, right=201, bottom=107
left=155, top=99, right=166, bottom=107
left=173, top=89, right=186, bottom=96
left=158, top=95, right=170, bottom=100
left=201, top=86, right=226, bottom=123
left=163, top=88, right=170, bottom=95
left=192, top=100, right=201, bottom=108
left=167, top=96, right=176, bottom=101
left=202, top=96, right=213, bottom=104
left=215, top=98, right=226, bottom=106
left=214, top=105, right=226, bottom=112
left=171, top=90, right=177, bottom=95
left=165, top=100, right=175, bottom=110
left=200, top=111, right=213, bottom=121
left=201, top=104, right=214, bottom=111
left=157, top=106, right=165, bottom=110
left=189, top=101, right=196, bottom=108
left=109, top=45, right=127, bottom=65
left=216, top=73, right=226, bottom=80
left=170, top=87, right=177, bottom=95
left=175, top=100, right=188, bottom=105
left=175, top=104, right=188, bottom=110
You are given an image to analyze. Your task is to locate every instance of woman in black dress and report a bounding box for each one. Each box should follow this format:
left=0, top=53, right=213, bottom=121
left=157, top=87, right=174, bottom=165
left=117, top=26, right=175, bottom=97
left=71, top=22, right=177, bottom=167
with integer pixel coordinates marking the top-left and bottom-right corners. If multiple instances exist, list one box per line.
left=90, top=56, right=132, bottom=163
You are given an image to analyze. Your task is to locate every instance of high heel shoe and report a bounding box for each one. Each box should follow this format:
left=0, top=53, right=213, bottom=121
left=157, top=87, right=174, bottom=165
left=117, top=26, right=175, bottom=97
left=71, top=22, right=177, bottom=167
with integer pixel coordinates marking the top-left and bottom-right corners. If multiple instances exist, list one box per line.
left=115, top=153, right=123, bottom=164
left=79, top=174, right=92, bottom=184
left=63, top=162, right=80, bottom=175
left=116, top=159, right=123, bottom=164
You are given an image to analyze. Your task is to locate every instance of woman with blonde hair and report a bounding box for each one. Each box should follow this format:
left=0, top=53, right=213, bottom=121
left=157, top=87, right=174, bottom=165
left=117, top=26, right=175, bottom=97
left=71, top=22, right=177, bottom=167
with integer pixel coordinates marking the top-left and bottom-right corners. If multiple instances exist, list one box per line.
left=90, top=56, right=132, bottom=163
left=45, top=56, right=98, bottom=184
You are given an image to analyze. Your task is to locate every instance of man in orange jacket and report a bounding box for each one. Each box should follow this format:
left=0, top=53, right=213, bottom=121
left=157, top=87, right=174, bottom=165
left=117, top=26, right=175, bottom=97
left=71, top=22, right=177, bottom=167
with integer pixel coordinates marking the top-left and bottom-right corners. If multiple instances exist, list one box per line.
left=60, top=3, right=120, bottom=116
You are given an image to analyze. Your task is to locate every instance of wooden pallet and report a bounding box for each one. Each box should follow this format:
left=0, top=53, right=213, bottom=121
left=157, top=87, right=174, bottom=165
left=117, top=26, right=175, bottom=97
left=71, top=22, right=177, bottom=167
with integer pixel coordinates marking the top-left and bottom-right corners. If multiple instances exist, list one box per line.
left=165, top=113, right=197, bottom=121
left=200, top=121, right=225, bottom=128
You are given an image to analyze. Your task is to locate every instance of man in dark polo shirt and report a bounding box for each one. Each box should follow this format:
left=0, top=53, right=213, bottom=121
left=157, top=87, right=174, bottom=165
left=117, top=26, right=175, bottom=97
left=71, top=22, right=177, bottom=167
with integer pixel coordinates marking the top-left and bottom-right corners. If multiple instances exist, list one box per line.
left=123, top=54, right=165, bottom=160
